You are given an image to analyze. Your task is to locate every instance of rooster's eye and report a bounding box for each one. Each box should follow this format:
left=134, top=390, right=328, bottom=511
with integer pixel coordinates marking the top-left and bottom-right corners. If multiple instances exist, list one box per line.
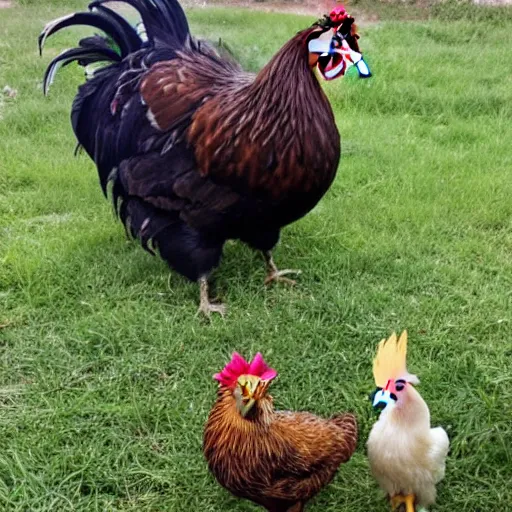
left=318, top=53, right=330, bottom=69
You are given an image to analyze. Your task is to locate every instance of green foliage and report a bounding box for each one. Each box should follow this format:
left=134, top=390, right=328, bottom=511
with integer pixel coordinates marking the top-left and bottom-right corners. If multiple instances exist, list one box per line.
left=1, top=2, right=512, bottom=511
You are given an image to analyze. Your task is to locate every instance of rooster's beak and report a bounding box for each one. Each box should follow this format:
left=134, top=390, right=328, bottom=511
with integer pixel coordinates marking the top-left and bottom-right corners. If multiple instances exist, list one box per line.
left=372, top=389, right=396, bottom=412
left=308, top=34, right=371, bottom=80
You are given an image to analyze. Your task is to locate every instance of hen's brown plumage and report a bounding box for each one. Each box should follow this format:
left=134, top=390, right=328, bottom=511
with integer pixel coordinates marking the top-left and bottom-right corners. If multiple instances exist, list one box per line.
left=203, top=387, right=357, bottom=511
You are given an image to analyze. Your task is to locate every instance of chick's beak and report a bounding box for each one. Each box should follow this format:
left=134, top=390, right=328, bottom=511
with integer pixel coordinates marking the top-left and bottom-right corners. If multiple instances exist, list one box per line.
left=372, top=389, right=396, bottom=412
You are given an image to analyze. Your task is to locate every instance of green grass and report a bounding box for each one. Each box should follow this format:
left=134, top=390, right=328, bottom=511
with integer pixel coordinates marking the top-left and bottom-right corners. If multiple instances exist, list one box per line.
left=1, top=2, right=512, bottom=511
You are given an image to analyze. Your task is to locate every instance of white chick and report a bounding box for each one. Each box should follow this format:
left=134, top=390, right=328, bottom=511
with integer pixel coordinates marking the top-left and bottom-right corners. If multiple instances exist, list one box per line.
left=367, top=331, right=449, bottom=512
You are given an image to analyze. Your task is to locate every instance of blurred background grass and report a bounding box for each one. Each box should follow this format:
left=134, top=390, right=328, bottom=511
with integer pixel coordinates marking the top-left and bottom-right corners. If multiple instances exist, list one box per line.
left=1, top=0, right=512, bottom=510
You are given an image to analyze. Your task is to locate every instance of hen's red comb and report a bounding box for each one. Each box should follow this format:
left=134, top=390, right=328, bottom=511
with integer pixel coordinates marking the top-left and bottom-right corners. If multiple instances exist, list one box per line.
left=214, top=352, right=277, bottom=388
left=330, top=5, right=348, bottom=24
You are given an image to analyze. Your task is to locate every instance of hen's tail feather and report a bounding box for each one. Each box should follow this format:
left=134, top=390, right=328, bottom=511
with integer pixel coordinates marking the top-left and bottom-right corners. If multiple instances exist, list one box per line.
left=43, top=47, right=122, bottom=96
left=331, top=413, right=358, bottom=462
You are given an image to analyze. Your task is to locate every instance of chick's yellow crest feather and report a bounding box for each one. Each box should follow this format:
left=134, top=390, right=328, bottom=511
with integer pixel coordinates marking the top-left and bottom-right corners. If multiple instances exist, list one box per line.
left=373, top=330, right=409, bottom=388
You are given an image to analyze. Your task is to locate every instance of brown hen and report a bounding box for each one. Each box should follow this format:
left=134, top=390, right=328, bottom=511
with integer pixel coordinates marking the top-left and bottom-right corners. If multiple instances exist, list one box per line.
left=203, top=353, right=358, bottom=511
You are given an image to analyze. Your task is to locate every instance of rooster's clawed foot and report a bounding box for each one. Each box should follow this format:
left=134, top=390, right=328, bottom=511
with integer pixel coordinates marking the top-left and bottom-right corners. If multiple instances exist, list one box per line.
left=264, top=269, right=301, bottom=286
left=263, top=251, right=301, bottom=286
left=197, top=276, right=226, bottom=319
left=197, top=301, right=226, bottom=318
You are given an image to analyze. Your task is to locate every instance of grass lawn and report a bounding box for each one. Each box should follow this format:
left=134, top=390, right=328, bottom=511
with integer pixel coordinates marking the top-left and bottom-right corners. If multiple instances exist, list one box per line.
left=1, top=1, right=512, bottom=510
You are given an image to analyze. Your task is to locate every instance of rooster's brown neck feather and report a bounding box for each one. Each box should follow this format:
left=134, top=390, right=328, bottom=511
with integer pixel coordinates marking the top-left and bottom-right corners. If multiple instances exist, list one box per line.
left=247, top=28, right=328, bottom=143
left=189, top=27, right=340, bottom=205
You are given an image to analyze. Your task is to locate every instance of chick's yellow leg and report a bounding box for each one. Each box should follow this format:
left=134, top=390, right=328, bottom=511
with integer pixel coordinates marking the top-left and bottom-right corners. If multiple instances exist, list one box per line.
left=390, top=495, right=403, bottom=511
left=196, top=276, right=226, bottom=318
left=404, top=494, right=415, bottom=512
left=390, top=494, right=416, bottom=512
left=263, top=251, right=301, bottom=286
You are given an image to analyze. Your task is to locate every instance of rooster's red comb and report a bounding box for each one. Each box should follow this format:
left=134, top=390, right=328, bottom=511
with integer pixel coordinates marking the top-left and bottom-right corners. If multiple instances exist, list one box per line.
left=330, top=5, right=348, bottom=24
left=214, top=352, right=277, bottom=388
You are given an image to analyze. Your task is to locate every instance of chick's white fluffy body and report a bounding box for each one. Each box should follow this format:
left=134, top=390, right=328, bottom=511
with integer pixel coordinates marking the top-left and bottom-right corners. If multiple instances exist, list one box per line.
left=367, top=384, right=449, bottom=507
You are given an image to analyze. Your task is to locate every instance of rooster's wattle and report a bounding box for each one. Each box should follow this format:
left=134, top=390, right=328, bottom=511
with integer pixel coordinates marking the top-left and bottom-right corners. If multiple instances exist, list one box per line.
left=40, top=1, right=370, bottom=316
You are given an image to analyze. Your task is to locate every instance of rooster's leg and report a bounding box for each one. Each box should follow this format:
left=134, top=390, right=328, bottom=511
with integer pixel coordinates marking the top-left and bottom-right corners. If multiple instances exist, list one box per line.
left=196, top=276, right=226, bottom=318
left=263, top=251, right=301, bottom=286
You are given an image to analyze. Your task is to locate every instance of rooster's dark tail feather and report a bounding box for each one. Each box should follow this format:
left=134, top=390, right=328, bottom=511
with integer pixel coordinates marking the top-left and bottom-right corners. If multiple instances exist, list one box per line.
left=39, top=0, right=191, bottom=93
left=42, top=46, right=121, bottom=96
left=88, top=0, right=190, bottom=47
left=38, top=10, right=141, bottom=60
left=39, top=8, right=141, bottom=95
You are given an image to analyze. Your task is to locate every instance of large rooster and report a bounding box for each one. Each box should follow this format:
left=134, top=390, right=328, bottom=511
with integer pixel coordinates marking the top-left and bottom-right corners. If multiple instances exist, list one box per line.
left=367, top=331, right=449, bottom=512
left=39, top=1, right=370, bottom=316
left=203, top=352, right=358, bottom=511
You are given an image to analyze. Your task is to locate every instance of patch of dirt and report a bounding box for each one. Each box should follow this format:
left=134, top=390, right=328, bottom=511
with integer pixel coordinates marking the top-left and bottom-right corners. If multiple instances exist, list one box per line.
left=0, top=1, right=13, bottom=8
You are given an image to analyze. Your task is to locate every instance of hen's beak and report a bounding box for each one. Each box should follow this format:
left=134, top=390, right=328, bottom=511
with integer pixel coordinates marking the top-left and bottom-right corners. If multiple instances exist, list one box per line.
left=239, top=397, right=256, bottom=417
left=237, top=375, right=269, bottom=417
left=372, top=388, right=396, bottom=412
